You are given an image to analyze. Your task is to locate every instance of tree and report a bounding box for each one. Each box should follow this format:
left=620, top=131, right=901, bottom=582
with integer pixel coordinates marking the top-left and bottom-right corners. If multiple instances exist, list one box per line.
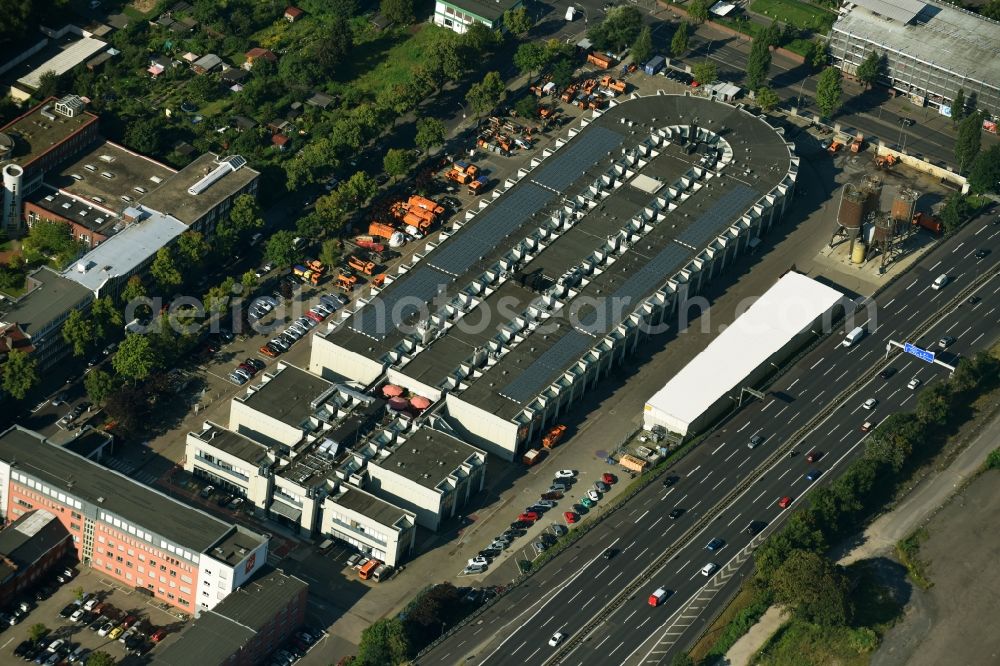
left=84, top=369, right=117, bottom=404
left=112, top=333, right=159, bottom=382
left=772, top=550, right=852, bottom=625
left=549, top=57, right=575, bottom=89
left=688, top=0, right=709, bottom=23
left=669, top=653, right=696, bottom=666
left=86, top=652, right=117, bottom=666
left=380, top=0, right=415, bottom=24
left=745, top=36, right=772, bottom=91
left=815, top=67, right=843, bottom=118
left=950, top=88, right=966, bottom=125
left=90, top=297, right=122, bottom=340
left=71, top=585, right=84, bottom=601
left=123, top=117, right=162, bottom=155
left=955, top=112, right=982, bottom=173
left=204, top=277, right=237, bottom=316
left=355, top=618, right=411, bottom=666
left=804, top=39, right=827, bottom=70
left=588, top=6, right=643, bottom=51
left=175, top=231, right=210, bottom=271
left=229, top=194, right=264, bottom=231
left=855, top=51, right=882, bottom=90
left=466, top=71, right=507, bottom=118
left=504, top=6, right=534, bottom=36
left=28, top=623, right=48, bottom=643
left=62, top=310, right=94, bottom=357
left=968, top=145, right=1000, bottom=194
left=265, top=230, right=298, bottom=268
left=36, top=71, right=59, bottom=99
left=982, top=0, right=1000, bottom=18
left=320, top=239, right=341, bottom=271
left=760, top=20, right=781, bottom=48
left=670, top=22, right=690, bottom=58
left=342, top=171, right=378, bottom=206
left=756, top=86, right=780, bottom=112
left=120, top=275, right=147, bottom=306
left=383, top=148, right=415, bottom=181
left=692, top=61, right=718, bottom=85
left=415, top=117, right=446, bottom=153
left=864, top=412, right=920, bottom=472
left=150, top=247, right=182, bottom=291
left=631, top=25, right=653, bottom=67
left=514, top=42, right=549, bottom=78
left=915, top=382, right=952, bottom=426
left=514, top=95, right=539, bottom=120
left=3, top=349, right=39, bottom=400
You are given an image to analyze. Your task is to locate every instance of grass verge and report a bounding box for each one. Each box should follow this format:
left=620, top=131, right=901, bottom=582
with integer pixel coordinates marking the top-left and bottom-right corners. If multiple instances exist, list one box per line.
left=691, top=584, right=773, bottom=662
left=895, top=527, right=933, bottom=590
left=749, top=0, right=836, bottom=31
left=753, top=621, right=872, bottom=666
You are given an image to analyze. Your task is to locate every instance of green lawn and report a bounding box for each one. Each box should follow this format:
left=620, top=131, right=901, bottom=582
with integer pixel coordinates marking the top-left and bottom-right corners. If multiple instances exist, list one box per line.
left=754, top=620, right=871, bottom=666
left=750, top=0, right=836, bottom=31
left=347, top=25, right=455, bottom=96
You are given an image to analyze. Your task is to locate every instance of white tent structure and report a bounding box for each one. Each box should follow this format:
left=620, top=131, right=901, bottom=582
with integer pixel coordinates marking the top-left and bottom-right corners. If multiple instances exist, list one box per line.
left=643, top=272, right=845, bottom=437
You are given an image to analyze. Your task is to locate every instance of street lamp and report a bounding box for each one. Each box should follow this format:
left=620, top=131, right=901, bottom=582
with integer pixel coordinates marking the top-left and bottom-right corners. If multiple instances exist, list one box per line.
left=457, top=102, right=466, bottom=119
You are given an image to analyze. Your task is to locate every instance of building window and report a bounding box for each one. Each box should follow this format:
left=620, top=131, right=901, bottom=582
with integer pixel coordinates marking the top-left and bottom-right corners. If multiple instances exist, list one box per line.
left=114, top=568, right=121, bottom=575
left=70, top=523, right=80, bottom=531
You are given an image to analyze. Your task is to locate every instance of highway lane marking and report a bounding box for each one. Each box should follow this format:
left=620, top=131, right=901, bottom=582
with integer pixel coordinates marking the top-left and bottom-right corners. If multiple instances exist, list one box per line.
left=946, top=319, right=960, bottom=332
left=566, top=589, right=583, bottom=604
left=906, top=279, right=918, bottom=290
left=690, top=500, right=702, bottom=511
left=776, top=405, right=788, bottom=418
left=889, top=388, right=900, bottom=401
left=761, top=399, right=775, bottom=411
left=788, top=378, right=800, bottom=389
left=809, top=357, right=825, bottom=370
left=736, top=421, right=750, bottom=432
left=511, top=640, right=527, bottom=655
left=541, top=614, right=555, bottom=628
left=711, top=477, right=726, bottom=491
left=835, top=370, right=849, bottom=382
left=581, top=595, right=596, bottom=609
left=724, top=448, right=739, bottom=462
left=660, top=488, right=675, bottom=500
left=823, top=364, right=834, bottom=376
left=701, top=470, right=714, bottom=484
left=930, top=259, right=942, bottom=270
left=677, top=493, right=688, bottom=504
left=812, top=390, right=825, bottom=403
left=917, top=285, right=931, bottom=296
left=884, top=298, right=895, bottom=308
left=860, top=350, right=874, bottom=361
left=896, top=304, right=907, bottom=314
left=637, top=510, right=650, bottom=523
left=827, top=424, right=838, bottom=436
left=608, top=571, right=624, bottom=586
left=650, top=516, right=663, bottom=530
left=624, top=610, right=638, bottom=624
left=976, top=224, right=987, bottom=235
left=777, top=468, right=791, bottom=481
left=726, top=512, right=742, bottom=526
left=902, top=393, right=915, bottom=405
left=973, top=332, right=984, bottom=345
left=964, top=248, right=976, bottom=259
left=752, top=489, right=768, bottom=503
left=712, top=441, right=727, bottom=455
left=951, top=243, right=963, bottom=254
left=676, top=559, right=690, bottom=574
left=594, top=634, right=612, bottom=652
left=840, top=431, right=851, bottom=442
left=738, top=455, right=753, bottom=468
left=638, top=546, right=650, bottom=558
left=637, top=617, right=651, bottom=630
left=687, top=465, right=702, bottom=477
left=526, top=647, right=541, bottom=662
left=608, top=641, right=625, bottom=657
left=960, top=325, right=972, bottom=338
left=907, top=310, right=919, bottom=321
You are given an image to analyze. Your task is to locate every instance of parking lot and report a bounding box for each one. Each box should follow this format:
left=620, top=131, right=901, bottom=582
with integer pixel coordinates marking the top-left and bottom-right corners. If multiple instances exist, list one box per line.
left=1, top=563, right=185, bottom=664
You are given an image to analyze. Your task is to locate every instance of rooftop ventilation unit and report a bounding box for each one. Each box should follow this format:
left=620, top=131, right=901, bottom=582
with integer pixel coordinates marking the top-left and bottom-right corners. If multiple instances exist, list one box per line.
left=187, top=155, right=247, bottom=196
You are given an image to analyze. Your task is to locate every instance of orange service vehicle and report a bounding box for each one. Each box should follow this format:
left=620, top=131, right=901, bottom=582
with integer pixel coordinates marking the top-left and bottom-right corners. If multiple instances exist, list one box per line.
left=358, top=559, right=381, bottom=580
left=542, top=424, right=567, bottom=449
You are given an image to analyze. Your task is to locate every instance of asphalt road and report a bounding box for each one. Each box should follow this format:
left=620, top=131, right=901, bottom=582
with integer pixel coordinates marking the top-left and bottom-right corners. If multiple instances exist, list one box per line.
left=416, top=212, right=1000, bottom=666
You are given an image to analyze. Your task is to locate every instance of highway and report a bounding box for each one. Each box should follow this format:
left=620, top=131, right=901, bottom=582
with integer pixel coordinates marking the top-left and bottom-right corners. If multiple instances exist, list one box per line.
left=416, top=212, right=1000, bottom=666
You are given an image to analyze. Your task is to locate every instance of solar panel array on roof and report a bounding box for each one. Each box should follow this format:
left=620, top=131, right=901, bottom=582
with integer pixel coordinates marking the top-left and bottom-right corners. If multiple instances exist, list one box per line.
left=428, top=183, right=556, bottom=276
left=533, top=126, right=625, bottom=191
left=576, top=243, right=691, bottom=335
left=350, top=266, right=453, bottom=340
left=675, top=184, right=759, bottom=248
left=499, top=328, right=595, bottom=404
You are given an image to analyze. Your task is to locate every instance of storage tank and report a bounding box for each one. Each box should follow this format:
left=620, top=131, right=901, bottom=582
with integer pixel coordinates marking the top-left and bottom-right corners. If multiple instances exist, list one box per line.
left=861, top=175, right=882, bottom=217
left=872, top=216, right=896, bottom=244
left=891, top=187, right=918, bottom=222
left=852, top=241, right=866, bottom=264
left=837, top=183, right=866, bottom=230
left=2, top=163, right=24, bottom=234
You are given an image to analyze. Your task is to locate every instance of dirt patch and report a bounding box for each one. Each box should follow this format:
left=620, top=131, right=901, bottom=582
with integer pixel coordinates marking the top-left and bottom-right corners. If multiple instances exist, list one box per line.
left=129, top=0, right=157, bottom=14
left=872, top=469, right=1000, bottom=666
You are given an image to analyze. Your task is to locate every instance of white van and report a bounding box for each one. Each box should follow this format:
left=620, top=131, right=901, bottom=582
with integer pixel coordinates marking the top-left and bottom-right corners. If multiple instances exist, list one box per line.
left=842, top=326, right=865, bottom=347
left=931, top=274, right=948, bottom=290
left=565, top=6, right=577, bottom=20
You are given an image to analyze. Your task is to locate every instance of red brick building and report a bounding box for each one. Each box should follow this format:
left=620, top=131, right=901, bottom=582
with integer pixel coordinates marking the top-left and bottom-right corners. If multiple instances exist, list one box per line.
left=0, top=509, right=73, bottom=608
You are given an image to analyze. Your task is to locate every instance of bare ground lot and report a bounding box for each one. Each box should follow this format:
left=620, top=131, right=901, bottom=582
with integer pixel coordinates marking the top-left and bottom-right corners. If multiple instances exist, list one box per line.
left=872, top=467, right=1000, bottom=666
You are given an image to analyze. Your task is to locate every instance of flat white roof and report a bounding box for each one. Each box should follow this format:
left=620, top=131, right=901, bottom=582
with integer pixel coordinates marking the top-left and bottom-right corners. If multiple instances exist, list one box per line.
left=644, top=272, right=843, bottom=434
left=18, top=38, right=108, bottom=89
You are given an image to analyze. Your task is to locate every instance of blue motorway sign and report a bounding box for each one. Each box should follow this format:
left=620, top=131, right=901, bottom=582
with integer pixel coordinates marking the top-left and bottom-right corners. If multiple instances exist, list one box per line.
left=904, top=342, right=935, bottom=363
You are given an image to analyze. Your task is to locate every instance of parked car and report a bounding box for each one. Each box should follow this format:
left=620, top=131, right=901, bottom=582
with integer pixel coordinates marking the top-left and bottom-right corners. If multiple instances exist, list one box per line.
left=259, top=344, right=279, bottom=358
left=554, top=469, right=576, bottom=479
left=601, top=472, right=615, bottom=485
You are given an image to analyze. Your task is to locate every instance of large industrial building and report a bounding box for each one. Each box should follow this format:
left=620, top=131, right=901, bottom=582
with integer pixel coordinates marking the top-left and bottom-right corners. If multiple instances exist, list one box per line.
left=829, top=0, right=1000, bottom=116
left=0, top=426, right=269, bottom=613
left=643, top=271, right=846, bottom=437
left=311, top=94, right=799, bottom=460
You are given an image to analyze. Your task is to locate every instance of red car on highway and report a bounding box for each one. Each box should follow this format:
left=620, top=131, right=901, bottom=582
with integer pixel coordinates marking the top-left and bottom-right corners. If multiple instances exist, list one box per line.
left=777, top=496, right=792, bottom=509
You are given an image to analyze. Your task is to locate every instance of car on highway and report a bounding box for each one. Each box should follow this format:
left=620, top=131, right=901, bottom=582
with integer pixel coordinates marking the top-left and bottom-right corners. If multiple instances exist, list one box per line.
left=879, top=367, right=896, bottom=380
left=700, top=563, right=718, bottom=576
left=580, top=497, right=595, bottom=509
left=937, top=336, right=955, bottom=349
left=806, top=450, right=822, bottom=463
left=669, top=508, right=685, bottom=519
left=805, top=469, right=824, bottom=482
left=931, top=273, right=949, bottom=290
left=548, top=631, right=566, bottom=647
left=748, top=433, right=763, bottom=448
left=778, top=496, right=793, bottom=509
left=974, top=248, right=990, bottom=259
left=898, top=117, right=915, bottom=127
left=907, top=377, right=922, bottom=389
left=554, top=470, right=576, bottom=479
left=745, top=520, right=767, bottom=536
left=861, top=420, right=875, bottom=433
left=517, top=512, right=539, bottom=523
left=706, top=538, right=725, bottom=552
left=968, top=295, right=981, bottom=305
left=587, top=489, right=600, bottom=502
left=564, top=511, right=578, bottom=524
left=662, top=475, right=680, bottom=487
left=862, top=398, right=878, bottom=410
left=602, top=548, right=618, bottom=560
